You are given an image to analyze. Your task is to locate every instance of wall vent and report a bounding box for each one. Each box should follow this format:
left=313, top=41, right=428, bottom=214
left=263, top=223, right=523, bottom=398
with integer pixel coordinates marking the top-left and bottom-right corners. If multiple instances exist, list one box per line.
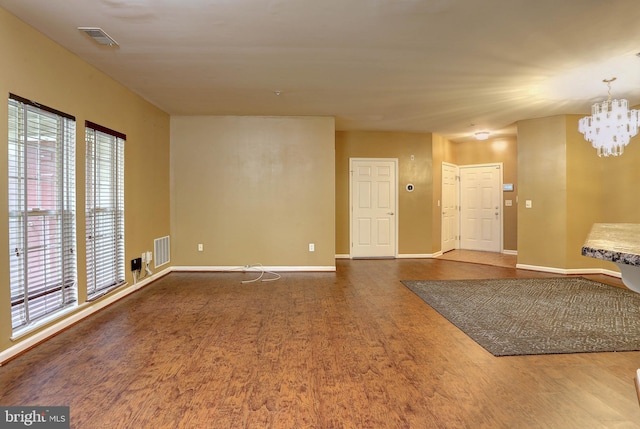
left=154, top=236, right=170, bottom=268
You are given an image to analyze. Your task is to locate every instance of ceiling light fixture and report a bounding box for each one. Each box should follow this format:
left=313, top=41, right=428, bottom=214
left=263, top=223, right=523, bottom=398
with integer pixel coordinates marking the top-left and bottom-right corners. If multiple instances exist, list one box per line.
left=475, top=131, right=490, bottom=140
left=78, top=27, right=119, bottom=46
left=578, top=78, right=639, bottom=157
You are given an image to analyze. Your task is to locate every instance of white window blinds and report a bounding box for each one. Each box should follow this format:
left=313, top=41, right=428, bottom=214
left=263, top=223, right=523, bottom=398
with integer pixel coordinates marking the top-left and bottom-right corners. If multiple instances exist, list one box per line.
left=8, top=94, right=77, bottom=333
left=85, top=121, right=125, bottom=300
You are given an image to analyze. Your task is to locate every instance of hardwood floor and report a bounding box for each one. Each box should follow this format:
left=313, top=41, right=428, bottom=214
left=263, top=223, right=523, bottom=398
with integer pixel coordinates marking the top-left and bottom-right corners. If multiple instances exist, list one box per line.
left=437, top=249, right=517, bottom=268
left=1, top=258, right=639, bottom=428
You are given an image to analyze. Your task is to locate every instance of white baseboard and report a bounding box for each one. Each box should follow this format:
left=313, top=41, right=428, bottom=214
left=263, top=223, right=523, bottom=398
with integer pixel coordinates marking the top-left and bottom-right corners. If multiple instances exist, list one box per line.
left=602, top=268, right=622, bottom=278
left=503, top=249, right=517, bottom=255
left=0, top=267, right=172, bottom=366
left=397, top=253, right=442, bottom=259
left=173, top=265, right=336, bottom=272
left=336, top=253, right=443, bottom=260
left=635, top=369, right=640, bottom=405
left=516, top=263, right=621, bottom=278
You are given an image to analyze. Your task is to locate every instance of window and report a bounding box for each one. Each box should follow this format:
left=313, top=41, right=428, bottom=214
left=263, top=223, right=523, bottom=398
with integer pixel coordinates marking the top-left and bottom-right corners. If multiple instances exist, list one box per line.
left=85, top=121, right=125, bottom=300
left=8, top=94, right=77, bottom=333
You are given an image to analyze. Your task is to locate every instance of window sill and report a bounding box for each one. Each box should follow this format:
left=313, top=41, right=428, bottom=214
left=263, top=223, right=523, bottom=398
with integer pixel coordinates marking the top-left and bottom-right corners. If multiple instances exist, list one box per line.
left=11, top=305, right=78, bottom=342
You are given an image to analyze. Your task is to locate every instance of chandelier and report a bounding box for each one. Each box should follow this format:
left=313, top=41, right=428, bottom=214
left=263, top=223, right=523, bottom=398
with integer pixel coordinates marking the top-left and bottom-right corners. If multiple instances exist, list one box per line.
left=578, top=78, right=639, bottom=157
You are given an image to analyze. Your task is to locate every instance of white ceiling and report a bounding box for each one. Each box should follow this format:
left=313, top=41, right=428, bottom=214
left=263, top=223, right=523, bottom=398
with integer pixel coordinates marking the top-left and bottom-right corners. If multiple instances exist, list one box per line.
left=2, top=0, right=640, bottom=142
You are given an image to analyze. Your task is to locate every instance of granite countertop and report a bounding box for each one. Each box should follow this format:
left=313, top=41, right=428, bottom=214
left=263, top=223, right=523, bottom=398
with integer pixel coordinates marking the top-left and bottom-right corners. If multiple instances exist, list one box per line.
left=581, top=223, right=640, bottom=266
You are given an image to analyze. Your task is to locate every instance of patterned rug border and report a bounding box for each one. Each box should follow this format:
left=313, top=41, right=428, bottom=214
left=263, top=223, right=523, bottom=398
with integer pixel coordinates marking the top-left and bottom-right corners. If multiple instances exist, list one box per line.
left=401, top=277, right=640, bottom=357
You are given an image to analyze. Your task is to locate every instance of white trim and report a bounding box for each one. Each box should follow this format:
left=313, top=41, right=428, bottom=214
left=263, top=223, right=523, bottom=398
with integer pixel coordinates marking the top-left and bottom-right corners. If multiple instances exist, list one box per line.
left=516, top=263, right=622, bottom=278
left=1, top=267, right=172, bottom=366
left=635, top=369, right=640, bottom=406
left=336, top=253, right=442, bottom=259
left=173, top=266, right=337, bottom=272
left=397, top=253, right=442, bottom=259
left=10, top=306, right=79, bottom=341
left=602, top=268, right=622, bottom=278
left=503, top=250, right=517, bottom=255
left=441, top=162, right=460, bottom=253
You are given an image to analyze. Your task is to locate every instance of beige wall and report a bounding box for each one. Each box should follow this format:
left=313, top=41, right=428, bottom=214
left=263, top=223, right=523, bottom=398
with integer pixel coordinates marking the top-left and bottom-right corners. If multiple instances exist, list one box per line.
left=454, top=136, right=518, bottom=251
left=335, top=131, right=433, bottom=256
left=0, top=8, right=170, bottom=354
left=570, top=111, right=640, bottom=271
left=517, top=116, right=568, bottom=268
left=517, top=113, right=640, bottom=271
left=170, top=116, right=335, bottom=268
left=598, top=105, right=640, bottom=224
left=565, top=115, right=605, bottom=269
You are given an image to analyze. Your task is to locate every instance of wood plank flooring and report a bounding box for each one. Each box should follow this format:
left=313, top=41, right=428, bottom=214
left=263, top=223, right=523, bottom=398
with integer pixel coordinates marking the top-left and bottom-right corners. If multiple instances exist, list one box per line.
left=1, top=258, right=639, bottom=428
left=438, top=249, right=517, bottom=268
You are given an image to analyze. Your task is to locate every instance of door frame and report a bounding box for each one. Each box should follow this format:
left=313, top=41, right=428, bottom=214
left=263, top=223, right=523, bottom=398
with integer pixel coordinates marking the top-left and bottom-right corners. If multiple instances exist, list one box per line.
left=349, top=158, right=399, bottom=258
left=441, top=162, right=460, bottom=253
left=458, top=162, right=504, bottom=253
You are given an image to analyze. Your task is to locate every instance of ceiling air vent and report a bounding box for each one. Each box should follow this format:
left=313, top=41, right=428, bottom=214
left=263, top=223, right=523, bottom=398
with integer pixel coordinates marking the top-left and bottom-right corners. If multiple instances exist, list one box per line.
left=78, top=27, right=119, bottom=46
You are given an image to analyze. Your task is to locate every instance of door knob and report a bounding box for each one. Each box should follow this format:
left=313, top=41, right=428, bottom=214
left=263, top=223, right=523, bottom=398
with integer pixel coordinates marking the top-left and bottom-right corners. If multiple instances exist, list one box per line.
left=387, top=212, right=395, bottom=215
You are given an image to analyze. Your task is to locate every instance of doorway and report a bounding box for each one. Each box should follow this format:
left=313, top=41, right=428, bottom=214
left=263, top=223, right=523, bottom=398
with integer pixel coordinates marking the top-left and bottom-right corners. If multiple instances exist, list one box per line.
left=349, top=158, right=398, bottom=258
left=459, top=163, right=503, bottom=252
left=441, top=162, right=503, bottom=254
left=441, top=162, right=459, bottom=253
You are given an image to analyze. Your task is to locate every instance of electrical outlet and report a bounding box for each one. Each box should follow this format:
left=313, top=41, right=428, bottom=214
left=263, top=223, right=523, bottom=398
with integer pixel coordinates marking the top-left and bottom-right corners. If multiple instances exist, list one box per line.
left=309, top=243, right=315, bottom=252
left=141, top=252, right=146, bottom=263
left=131, top=257, right=142, bottom=272
left=146, top=251, right=152, bottom=262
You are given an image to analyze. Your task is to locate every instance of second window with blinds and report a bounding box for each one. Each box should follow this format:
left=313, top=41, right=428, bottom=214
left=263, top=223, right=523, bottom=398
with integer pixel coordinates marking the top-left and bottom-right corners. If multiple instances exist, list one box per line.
left=85, top=121, right=125, bottom=300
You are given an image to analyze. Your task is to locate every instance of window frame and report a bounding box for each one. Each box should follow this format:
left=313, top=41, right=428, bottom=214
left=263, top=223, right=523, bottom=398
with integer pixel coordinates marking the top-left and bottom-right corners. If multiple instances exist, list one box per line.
left=85, top=121, right=126, bottom=300
left=8, top=93, right=78, bottom=335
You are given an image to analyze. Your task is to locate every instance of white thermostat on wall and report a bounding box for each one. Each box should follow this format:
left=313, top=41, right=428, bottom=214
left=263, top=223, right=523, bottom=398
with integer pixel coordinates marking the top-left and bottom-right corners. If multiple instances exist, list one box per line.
left=406, top=184, right=414, bottom=192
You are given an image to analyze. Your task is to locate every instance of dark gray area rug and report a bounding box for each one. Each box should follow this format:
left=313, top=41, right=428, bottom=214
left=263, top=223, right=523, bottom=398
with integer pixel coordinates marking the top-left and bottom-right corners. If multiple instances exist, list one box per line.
left=401, top=277, right=640, bottom=356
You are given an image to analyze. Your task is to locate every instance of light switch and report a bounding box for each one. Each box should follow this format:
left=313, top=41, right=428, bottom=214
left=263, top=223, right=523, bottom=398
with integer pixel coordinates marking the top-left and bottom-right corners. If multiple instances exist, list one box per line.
left=525, top=200, right=532, bottom=208
left=505, top=199, right=512, bottom=207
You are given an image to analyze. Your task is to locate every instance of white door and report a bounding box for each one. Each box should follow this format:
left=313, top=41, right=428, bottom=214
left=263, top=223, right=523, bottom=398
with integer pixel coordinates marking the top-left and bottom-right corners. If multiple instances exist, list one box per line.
left=350, top=159, right=397, bottom=258
left=459, top=164, right=502, bottom=252
left=441, top=163, right=459, bottom=253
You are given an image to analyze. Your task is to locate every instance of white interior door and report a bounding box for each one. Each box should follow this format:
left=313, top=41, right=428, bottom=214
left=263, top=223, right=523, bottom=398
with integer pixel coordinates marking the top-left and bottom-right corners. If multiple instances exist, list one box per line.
left=459, top=164, right=502, bottom=252
left=350, top=159, right=397, bottom=258
left=441, top=163, right=459, bottom=253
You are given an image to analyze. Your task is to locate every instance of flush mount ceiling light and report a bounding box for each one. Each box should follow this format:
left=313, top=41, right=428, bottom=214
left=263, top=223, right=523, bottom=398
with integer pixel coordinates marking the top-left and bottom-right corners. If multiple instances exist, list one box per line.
left=78, top=27, right=119, bottom=46
left=475, top=131, right=490, bottom=140
left=578, top=77, right=639, bottom=157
